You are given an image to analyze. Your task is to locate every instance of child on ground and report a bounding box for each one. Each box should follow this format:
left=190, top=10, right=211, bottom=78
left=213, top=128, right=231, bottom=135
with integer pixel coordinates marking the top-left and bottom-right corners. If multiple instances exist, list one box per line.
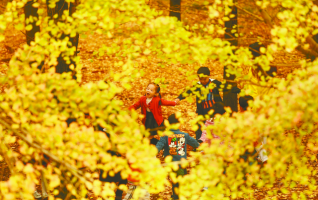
left=156, top=114, right=200, bottom=200
left=175, top=67, right=240, bottom=141
left=129, top=82, right=177, bottom=145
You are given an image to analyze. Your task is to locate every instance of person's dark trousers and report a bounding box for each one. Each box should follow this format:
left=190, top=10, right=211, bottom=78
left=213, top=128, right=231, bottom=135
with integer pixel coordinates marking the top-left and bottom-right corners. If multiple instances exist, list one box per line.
left=171, top=168, right=187, bottom=200
left=195, top=120, right=206, bottom=140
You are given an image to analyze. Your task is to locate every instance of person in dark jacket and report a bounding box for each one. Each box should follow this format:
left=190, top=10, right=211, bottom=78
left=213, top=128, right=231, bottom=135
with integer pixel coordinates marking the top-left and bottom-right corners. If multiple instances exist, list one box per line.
left=175, top=67, right=239, bottom=140
left=156, top=114, right=199, bottom=200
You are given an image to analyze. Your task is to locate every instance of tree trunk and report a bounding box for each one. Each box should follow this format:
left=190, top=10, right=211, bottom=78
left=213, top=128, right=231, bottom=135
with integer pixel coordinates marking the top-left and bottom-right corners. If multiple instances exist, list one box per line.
left=47, top=0, right=79, bottom=77
left=24, top=0, right=43, bottom=71
left=24, top=1, right=40, bottom=45
left=170, top=0, right=181, bottom=21
left=223, top=0, right=238, bottom=113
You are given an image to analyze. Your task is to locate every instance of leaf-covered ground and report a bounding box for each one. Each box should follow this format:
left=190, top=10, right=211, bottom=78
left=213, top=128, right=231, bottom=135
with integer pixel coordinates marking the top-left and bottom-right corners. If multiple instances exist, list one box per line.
left=77, top=30, right=318, bottom=200
left=0, top=5, right=317, bottom=199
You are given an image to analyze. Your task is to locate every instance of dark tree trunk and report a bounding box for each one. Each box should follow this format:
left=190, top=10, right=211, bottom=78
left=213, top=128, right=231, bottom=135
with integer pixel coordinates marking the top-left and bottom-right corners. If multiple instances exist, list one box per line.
left=47, top=0, right=79, bottom=77
left=24, top=1, right=40, bottom=45
left=170, top=0, right=181, bottom=21
left=69, top=1, right=80, bottom=54
left=223, top=0, right=238, bottom=113
left=24, top=0, right=44, bottom=71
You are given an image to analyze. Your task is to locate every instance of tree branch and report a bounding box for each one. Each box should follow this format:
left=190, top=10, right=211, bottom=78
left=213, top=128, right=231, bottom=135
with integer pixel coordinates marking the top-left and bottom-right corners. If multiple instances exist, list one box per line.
left=228, top=79, right=277, bottom=89
left=234, top=4, right=264, bottom=22
left=252, top=0, right=274, bottom=28
left=306, top=37, right=318, bottom=54
left=0, top=117, right=93, bottom=183
left=253, top=0, right=318, bottom=58
left=296, top=46, right=318, bottom=58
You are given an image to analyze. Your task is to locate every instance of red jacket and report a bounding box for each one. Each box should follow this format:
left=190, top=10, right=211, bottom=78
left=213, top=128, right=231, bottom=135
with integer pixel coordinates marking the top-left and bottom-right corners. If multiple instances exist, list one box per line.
left=129, top=96, right=176, bottom=126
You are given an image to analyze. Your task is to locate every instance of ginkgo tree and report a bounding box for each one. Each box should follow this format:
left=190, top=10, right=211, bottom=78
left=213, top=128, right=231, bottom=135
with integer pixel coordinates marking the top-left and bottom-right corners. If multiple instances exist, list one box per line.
left=1, top=0, right=318, bottom=199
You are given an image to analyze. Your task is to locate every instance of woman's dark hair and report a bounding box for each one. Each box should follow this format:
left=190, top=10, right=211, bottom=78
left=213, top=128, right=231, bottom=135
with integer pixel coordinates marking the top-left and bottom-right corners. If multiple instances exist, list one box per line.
left=148, top=83, right=162, bottom=106
left=239, top=95, right=254, bottom=111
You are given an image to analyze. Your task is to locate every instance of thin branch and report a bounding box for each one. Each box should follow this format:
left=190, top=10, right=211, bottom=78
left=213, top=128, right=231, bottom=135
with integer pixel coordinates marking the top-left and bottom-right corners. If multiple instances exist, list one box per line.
left=272, top=63, right=301, bottom=68
left=224, top=32, right=235, bottom=39
left=224, top=37, right=272, bottom=43
left=234, top=4, right=264, bottom=22
left=0, top=117, right=93, bottom=183
left=229, top=79, right=277, bottom=89
left=296, top=46, right=318, bottom=58
left=306, top=36, right=318, bottom=54
left=252, top=0, right=274, bottom=28
left=252, top=0, right=318, bottom=58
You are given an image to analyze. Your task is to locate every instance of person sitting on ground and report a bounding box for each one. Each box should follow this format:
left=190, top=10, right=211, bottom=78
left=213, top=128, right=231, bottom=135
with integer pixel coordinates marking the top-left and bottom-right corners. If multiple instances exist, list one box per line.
left=155, top=114, right=200, bottom=200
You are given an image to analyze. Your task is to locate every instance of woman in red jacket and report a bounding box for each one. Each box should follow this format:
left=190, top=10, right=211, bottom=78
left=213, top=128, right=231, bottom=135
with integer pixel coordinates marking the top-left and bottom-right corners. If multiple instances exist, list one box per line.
left=129, top=83, right=177, bottom=145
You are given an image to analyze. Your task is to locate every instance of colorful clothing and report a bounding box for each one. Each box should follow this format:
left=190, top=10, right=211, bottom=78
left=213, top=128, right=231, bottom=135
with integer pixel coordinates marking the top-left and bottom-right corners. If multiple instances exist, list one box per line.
left=156, top=130, right=198, bottom=200
left=177, top=78, right=240, bottom=140
left=129, top=96, right=176, bottom=126
left=199, top=120, right=220, bottom=145
left=177, top=78, right=223, bottom=116
left=156, top=129, right=199, bottom=161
